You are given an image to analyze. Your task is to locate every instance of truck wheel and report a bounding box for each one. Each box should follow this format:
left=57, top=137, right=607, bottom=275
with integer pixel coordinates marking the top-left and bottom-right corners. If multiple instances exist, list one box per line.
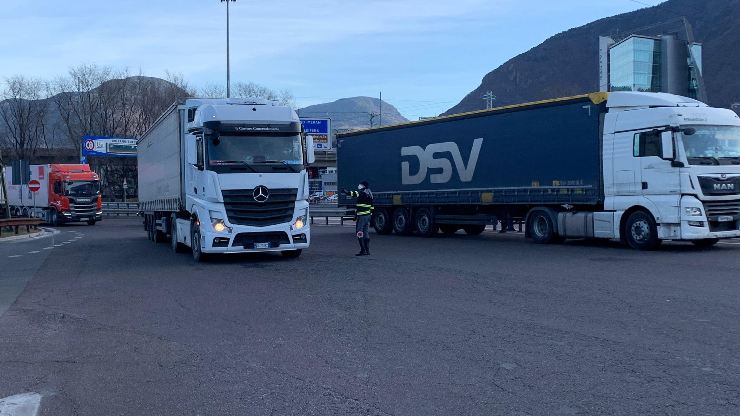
left=146, top=216, right=154, bottom=241
left=87, top=219, right=96, bottom=226
left=624, top=210, right=661, bottom=250
left=463, top=225, right=486, bottom=235
left=414, top=208, right=437, bottom=237
left=392, top=208, right=413, bottom=235
left=171, top=215, right=185, bottom=253
left=191, top=224, right=208, bottom=262
left=281, top=249, right=302, bottom=258
left=372, top=209, right=393, bottom=235
left=528, top=211, right=558, bottom=243
left=49, top=210, right=59, bottom=226
left=691, top=238, right=719, bottom=249
left=440, top=225, right=459, bottom=235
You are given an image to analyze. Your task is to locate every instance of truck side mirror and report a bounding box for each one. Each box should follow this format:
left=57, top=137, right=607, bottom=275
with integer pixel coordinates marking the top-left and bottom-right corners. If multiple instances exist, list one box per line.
left=661, top=131, right=674, bottom=160
left=305, top=135, right=316, bottom=165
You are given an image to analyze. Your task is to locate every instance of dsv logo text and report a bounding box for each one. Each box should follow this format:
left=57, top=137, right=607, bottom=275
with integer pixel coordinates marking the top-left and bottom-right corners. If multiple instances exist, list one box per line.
left=401, top=138, right=483, bottom=185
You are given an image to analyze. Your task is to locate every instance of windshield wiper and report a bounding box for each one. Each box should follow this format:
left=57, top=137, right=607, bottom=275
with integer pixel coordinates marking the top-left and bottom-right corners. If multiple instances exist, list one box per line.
left=718, top=157, right=740, bottom=165
left=252, top=160, right=300, bottom=172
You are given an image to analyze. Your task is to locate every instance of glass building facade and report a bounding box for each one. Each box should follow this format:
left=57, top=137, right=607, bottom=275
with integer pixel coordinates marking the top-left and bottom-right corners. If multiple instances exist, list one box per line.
left=609, top=36, right=662, bottom=92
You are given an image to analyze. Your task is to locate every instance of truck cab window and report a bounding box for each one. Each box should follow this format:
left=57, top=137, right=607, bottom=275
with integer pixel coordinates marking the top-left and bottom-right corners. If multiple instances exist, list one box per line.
left=196, top=138, right=204, bottom=167
left=634, top=131, right=662, bottom=157
left=53, top=181, right=62, bottom=194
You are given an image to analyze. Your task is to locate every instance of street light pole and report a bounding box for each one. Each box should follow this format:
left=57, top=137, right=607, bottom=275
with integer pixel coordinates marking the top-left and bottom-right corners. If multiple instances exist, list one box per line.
left=221, top=0, right=236, bottom=98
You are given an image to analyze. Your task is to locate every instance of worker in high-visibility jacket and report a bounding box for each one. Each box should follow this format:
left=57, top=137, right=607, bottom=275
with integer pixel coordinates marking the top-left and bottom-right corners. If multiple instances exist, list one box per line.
left=341, top=181, right=374, bottom=256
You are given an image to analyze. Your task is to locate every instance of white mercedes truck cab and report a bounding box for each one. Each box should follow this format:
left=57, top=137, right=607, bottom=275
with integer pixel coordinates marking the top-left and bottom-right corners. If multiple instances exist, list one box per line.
left=138, top=98, right=315, bottom=261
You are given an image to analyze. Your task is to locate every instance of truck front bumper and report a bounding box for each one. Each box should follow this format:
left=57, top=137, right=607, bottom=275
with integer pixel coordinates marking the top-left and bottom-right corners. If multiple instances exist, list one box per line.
left=678, top=197, right=740, bottom=240
left=60, top=211, right=103, bottom=223
left=199, top=224, right=310, bottom=254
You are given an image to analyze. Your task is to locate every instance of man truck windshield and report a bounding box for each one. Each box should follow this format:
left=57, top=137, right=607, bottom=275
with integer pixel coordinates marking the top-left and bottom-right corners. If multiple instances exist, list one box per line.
left=684, top=126, right=740, bottom=165
left=208, top=135, right=303, bottom=167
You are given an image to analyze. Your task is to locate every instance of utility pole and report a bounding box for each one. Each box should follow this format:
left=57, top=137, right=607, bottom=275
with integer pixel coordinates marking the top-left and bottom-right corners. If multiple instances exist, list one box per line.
left=221, top=0, right=236, bottom=98
left=379, top=91, right=382, bottom=127
left=482, top=91, right=496, bottom=109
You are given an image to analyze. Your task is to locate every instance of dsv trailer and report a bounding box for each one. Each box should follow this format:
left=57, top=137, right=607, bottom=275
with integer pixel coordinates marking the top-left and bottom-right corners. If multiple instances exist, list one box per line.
left=337, top=92, right=740, bottom=250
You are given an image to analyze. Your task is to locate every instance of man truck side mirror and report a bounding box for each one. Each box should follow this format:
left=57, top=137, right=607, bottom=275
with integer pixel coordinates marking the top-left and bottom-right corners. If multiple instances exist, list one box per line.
left=661, top=131, right=674, bottom=160
left=305, top=135, right=316, bottom=165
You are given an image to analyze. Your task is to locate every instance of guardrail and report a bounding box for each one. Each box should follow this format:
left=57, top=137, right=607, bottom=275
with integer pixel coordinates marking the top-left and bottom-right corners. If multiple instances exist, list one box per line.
left=0, top=217, right=44, bottom=237
left=309, top=206, right=355, bottom=225
left=102, top=202, right=139, bottom=217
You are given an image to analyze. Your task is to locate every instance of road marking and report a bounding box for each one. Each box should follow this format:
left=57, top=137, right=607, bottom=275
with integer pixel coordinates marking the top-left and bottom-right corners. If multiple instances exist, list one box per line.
left=0, top=392, right=41, bottom=416
left=42, top=247, right=53, bottom=250
left=8, top=255, right=22, bottom=259
left=53, top=244, right=62, bottom=247
left=27, top=251, right=40, bottom=254
left=719, top=241, right=740, bottom=246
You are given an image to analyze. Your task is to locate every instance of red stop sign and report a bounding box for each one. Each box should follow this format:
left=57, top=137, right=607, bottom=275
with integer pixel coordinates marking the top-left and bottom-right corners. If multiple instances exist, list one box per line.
left=28, top=180, right=41, bottom=192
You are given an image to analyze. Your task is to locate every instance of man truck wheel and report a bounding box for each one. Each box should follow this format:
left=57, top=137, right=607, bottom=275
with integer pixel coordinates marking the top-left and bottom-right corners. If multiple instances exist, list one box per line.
left=624, top=210, right=661, bottom=251
left=414, top=208, right=437, bottom=237
left=281, top=250, right=303, bottom=258
left=528, top=211, right=559, bottom=243
left=691, top=238, right=719, bottom=249
left=372, top=209, right=393, bottom=235
left=392, top=208, right=413, bottom=235
left=463, top=225, right=486, bottom=235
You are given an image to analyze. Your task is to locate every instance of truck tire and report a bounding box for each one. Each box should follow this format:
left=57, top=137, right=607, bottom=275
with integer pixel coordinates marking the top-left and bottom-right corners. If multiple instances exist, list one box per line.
left=392, top=208, right=413, bottom=235
left=414, top=208, right=437, bottom=237
left=87, top=219, right=96, bottom=226
left=463, top=225, right=486, bottom=235
left=624, top=210, right=661, bottom=251
left=281, top=249, right=303, bottom=258
left=440, top=225, right=459, bottom=235
left=691, top=238, right=719, bottom=249
left=171, top=214, right=185, bottom=253
left=528, top=210, right=558, bottom=243
left=49, top=209, right=59, bottom=226
left=191, top=224, right=208, bottom=262
left=372, top=209, right=393, bottom=235
left=146, top=216, right=155, bottom=241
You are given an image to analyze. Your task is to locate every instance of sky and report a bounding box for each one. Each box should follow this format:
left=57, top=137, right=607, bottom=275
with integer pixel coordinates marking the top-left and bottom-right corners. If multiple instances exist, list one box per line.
left=0, top=0, right=656, bottom=119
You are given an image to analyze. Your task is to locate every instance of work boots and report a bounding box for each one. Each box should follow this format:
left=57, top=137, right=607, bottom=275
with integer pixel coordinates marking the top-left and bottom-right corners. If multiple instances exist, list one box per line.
left=364, top=239, right=370, bottom=255
left=356, top=238, right=366, bottom=256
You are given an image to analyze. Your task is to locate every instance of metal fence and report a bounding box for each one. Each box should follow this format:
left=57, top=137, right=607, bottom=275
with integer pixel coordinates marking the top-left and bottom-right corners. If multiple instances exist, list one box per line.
left=102, top=202, right=139, bottom=217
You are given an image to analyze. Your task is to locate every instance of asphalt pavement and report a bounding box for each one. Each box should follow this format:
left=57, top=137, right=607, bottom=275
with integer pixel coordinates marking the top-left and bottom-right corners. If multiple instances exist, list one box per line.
left=1, top=218, right=739, bottom=415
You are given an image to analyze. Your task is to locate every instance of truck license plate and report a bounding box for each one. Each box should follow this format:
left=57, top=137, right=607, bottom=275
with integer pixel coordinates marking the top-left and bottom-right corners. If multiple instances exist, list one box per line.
left=254, top=242, right=270, bottom=249
left=718, top=216, right=734, bottom=222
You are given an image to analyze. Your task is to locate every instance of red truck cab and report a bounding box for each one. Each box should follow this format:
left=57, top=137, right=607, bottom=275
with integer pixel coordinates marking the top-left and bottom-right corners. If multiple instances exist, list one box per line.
left=47, top=164, right=103, bottom=225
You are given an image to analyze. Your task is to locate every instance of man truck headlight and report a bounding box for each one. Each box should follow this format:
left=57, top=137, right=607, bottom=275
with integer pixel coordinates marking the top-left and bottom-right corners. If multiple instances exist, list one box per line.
left=684, top=207, right=703, bottom=217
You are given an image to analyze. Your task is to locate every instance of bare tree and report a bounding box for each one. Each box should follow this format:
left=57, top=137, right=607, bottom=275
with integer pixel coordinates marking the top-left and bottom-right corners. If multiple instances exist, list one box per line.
left=233, top=82, right=295, bottom=107
left=0, top=76, right=48, bottom=160
left=199, top=84, right=226, bottom=98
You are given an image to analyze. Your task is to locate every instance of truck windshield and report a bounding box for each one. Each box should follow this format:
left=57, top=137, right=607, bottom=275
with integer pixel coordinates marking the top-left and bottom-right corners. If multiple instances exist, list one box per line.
left=208, top=135, right=303, bottom=168
left=66, top=181, right=100, bottom=197
left=684, top=126, right=740, bottom=165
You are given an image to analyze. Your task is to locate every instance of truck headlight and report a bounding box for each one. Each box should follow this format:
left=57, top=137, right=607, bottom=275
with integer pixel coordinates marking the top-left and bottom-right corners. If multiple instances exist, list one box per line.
left=684, top=207, right=703, bottom=217
left=293, top=209, right=308, bottom=230
left=209, top=211, right=231, bottom=233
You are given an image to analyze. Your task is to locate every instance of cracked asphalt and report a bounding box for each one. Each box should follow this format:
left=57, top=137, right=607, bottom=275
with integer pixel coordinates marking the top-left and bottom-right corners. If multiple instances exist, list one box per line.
left=1, top=218, right=740, bottom=415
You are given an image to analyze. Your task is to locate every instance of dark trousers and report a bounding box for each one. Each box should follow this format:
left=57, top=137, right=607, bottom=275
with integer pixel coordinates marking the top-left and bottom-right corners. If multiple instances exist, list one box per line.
left=356, top=215, right=371, bottom=240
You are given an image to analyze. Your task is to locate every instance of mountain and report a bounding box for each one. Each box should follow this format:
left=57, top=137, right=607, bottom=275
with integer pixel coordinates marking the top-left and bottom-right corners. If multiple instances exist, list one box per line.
left=445, top=0, right=740, bottom=115
left=297, top=97, right=408, bottom=130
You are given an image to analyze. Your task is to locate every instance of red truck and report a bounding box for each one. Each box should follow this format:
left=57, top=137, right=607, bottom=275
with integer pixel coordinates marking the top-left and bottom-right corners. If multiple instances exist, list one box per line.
left=3, top=164, right=102, bottom=225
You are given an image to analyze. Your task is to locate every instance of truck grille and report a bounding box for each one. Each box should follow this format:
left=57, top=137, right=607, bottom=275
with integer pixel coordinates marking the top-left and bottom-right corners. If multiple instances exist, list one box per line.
left=232, top=231, right=290, bottom=248
left=70, top=202, right=96, bottom=216
left=703, top=200, right=740, bottom=232
left=222, top=188, right=297, bottom=227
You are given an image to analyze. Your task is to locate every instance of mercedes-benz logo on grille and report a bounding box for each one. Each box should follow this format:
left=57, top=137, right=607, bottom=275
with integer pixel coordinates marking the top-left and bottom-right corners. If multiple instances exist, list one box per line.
left=253, top=185, right=270, bottom=203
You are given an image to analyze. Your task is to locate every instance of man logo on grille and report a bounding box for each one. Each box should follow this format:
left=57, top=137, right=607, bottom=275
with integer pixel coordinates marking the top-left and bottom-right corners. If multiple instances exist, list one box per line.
left=253, top=185, right=270, bottom=202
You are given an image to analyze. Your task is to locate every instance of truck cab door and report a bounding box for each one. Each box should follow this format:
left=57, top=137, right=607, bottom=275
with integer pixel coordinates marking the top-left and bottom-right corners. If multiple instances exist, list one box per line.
left=611, top=131, right=642, bottom=196
left=633, top=130, right=681, bottom=196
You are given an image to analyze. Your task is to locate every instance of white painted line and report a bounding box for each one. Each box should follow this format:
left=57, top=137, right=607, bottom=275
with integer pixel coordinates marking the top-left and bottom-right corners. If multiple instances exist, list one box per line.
left=719, top=241, right=740, bottom=246
left=53, top=244, right=62, bottom=247
left=8, top=255, right=22, bottom=259
left=27, top=251, right=40, bottom=254
left=42, top=247, right=53, bottom=250
left=0, top=392, right=41, bottom=416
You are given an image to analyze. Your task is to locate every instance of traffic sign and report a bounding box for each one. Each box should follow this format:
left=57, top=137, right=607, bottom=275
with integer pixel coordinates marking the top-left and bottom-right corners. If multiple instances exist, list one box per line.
left=28, top=180, right=41, bottom=193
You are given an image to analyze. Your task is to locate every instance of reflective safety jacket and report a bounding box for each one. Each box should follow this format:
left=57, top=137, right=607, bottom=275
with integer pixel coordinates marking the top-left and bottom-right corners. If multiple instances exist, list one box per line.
left=349, top=189, right=374, bottom=216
